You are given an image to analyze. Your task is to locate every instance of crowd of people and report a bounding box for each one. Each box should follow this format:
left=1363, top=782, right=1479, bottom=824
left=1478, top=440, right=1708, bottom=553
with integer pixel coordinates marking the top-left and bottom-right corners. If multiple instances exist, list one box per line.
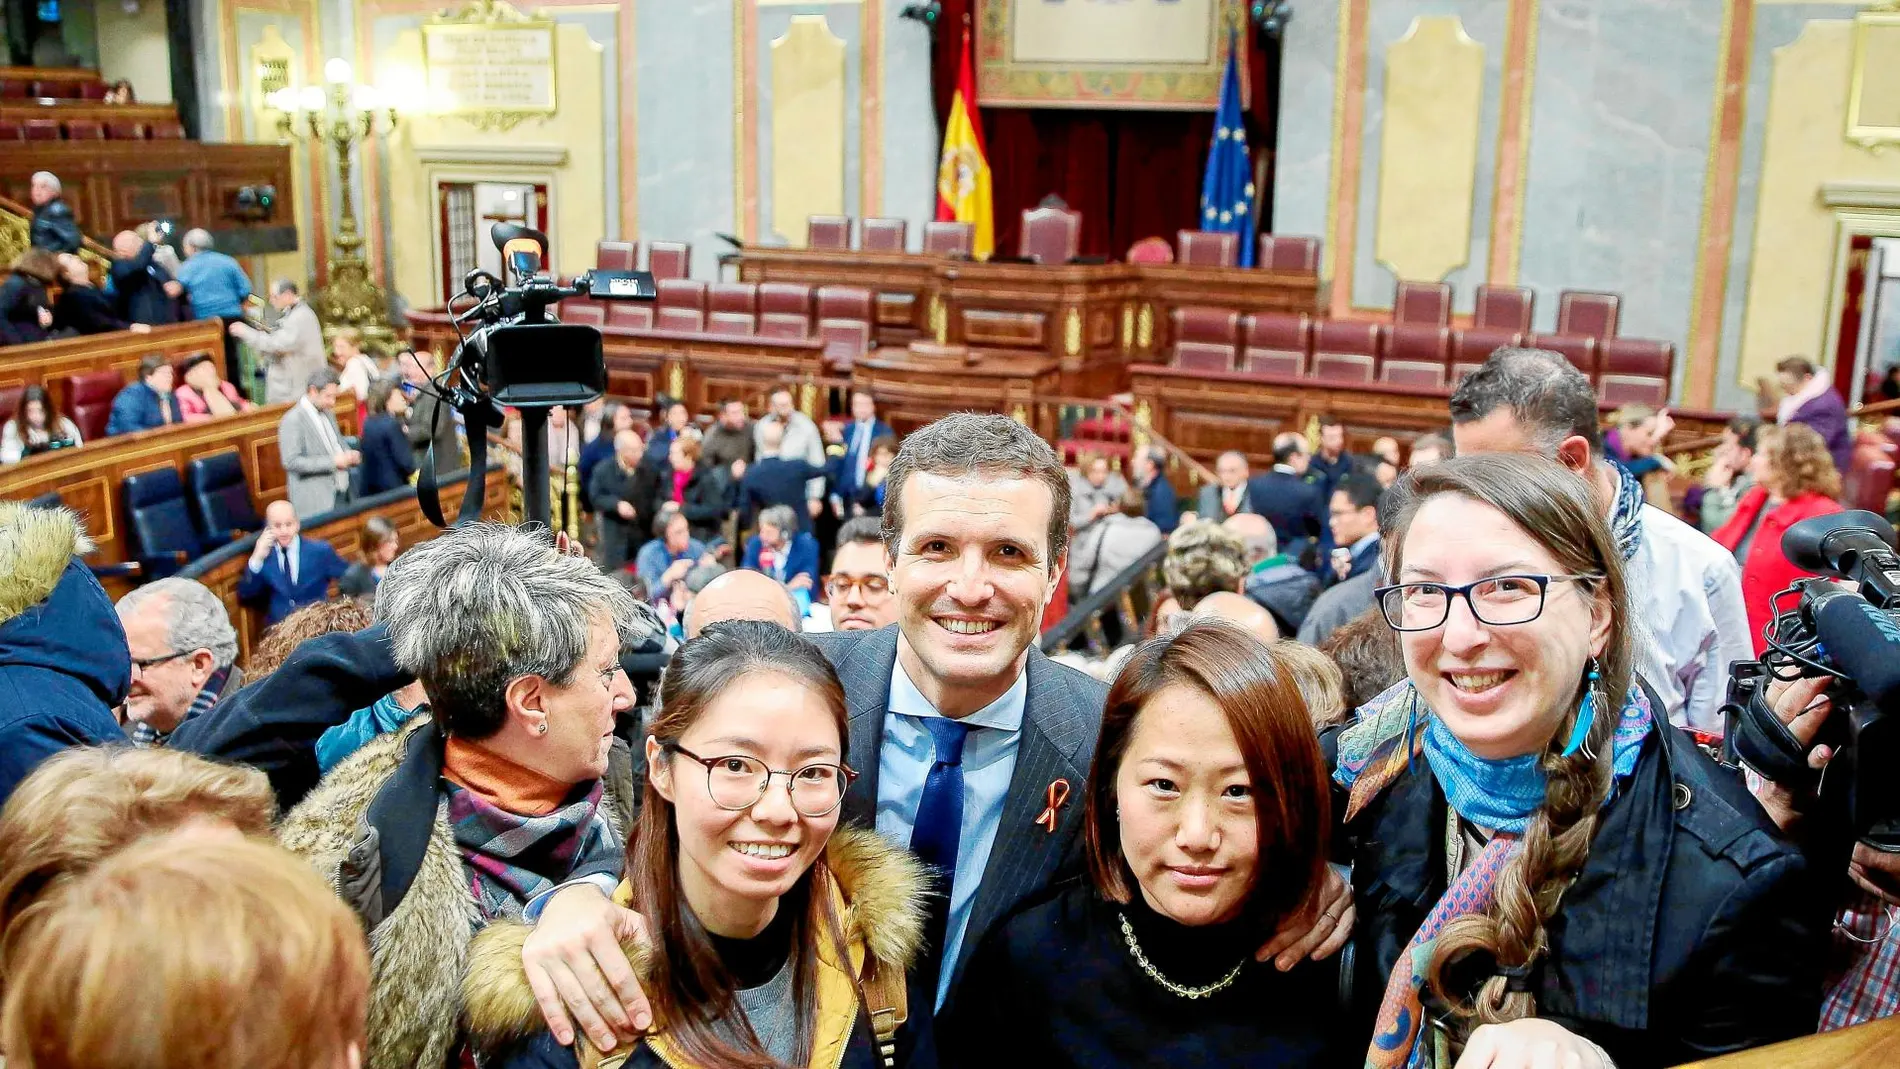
left=1, top=329, right=1897, bottom=1069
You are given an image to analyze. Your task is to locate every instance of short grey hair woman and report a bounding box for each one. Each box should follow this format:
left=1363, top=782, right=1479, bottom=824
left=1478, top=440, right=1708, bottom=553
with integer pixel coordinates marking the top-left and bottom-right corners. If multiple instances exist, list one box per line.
left=277, top=522, right=654, bottom=1069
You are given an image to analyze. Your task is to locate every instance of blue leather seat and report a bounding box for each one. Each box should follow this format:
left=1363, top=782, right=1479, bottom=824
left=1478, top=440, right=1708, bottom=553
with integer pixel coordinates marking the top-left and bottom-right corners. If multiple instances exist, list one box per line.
left=186, top=450, right=262, bottom=538
left=26, top=491, right=62, bottom=510
left=123, top=466, right=205, bottom=577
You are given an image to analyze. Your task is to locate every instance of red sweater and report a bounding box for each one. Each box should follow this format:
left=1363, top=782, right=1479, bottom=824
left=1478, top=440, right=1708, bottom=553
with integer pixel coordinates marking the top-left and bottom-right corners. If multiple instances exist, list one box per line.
left=1710, top=486, right=1842, bottom=654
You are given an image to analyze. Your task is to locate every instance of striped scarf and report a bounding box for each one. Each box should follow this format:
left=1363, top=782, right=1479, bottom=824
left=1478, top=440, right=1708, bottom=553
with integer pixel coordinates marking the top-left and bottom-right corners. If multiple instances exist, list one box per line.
left=444, top=780, right=617, bottom=922
left=1337, top=680, right=1655, bottom=1069
left=129, top=665, right=231, bottom=747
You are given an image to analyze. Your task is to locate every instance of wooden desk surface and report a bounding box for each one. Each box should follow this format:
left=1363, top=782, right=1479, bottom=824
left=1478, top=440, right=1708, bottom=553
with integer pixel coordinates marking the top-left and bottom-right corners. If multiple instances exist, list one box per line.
left=853, top=351, right=1062, bottom=439
left=0, top=320, right=225, bottom=414
left=1675, top=1017, right=1900, bottom=1068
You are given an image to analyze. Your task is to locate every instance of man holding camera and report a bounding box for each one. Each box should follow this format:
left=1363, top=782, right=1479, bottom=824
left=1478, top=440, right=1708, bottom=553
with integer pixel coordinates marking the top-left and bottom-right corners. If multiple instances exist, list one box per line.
left=109, top=226, right=185, bottom=327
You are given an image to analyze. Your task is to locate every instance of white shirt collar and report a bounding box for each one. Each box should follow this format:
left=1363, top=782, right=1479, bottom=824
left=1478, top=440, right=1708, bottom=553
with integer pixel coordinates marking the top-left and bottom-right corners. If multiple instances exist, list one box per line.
left=1350, top=531, right=1379, bottom=556
left=888, top=650, right=1027, bottom=733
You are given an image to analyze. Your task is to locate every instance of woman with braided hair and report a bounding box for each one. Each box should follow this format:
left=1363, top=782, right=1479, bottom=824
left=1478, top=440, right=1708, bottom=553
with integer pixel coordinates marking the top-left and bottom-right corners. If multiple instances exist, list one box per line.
left=1338, top=453, right=1822, bottom=1068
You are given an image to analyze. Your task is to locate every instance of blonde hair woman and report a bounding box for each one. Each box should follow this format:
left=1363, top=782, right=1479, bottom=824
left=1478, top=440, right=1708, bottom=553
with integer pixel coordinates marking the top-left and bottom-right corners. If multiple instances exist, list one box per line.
left=0, top=834, right=368, bottom=1069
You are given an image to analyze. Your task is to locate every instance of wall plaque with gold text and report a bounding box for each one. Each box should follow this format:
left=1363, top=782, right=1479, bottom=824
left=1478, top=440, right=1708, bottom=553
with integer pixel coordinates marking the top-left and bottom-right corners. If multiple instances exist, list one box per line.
left=422, top=20, right=556, bottom=122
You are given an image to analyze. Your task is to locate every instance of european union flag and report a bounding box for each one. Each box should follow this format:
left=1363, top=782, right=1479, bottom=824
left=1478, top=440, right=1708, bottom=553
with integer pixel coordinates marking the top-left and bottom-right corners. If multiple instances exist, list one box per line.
left=1199, top=33, right=1257, bottom=266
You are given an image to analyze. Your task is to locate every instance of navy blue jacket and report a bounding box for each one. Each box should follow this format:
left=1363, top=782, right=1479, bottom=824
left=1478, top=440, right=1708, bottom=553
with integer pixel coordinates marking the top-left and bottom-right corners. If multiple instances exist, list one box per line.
left=1307, top=450, right=1354, bottom=502
left=108, top=240, right=182, bottom=326
left=1246, top=470, right=1324, bottom=553
left=358, top=413, right=416, bottom=496
left=237, top=536, right=352, bottom=625
left=741, top=456, right=827, bottom=530
left=1139, top=472, right=1179, bottom=533
left=105, top=380, right=181, bottom=436
left=833, top=417, right=894, bottom=501
left=0, top=558, right=130, bottom=806
left=173, top=624, right=405, bottom=813
left=743, top=531, right=820, bottom=588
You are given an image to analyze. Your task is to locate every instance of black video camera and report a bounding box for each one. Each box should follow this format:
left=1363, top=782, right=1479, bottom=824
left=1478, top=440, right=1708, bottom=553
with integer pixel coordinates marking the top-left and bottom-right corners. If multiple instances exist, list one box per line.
left=417, top=222, right=656, bottom=529
left=1724, top=509, right=1900, bottom=850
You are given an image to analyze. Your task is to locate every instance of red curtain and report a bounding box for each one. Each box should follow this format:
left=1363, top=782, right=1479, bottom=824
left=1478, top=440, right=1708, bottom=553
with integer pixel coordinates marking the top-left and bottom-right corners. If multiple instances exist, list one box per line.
left=928, top=1, right=1274, bottom=260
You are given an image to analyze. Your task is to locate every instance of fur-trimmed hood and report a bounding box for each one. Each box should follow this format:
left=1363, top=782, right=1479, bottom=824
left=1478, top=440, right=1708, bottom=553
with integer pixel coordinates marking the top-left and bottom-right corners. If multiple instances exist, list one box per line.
left=0, top=502, right=94, bottom=623
left=462, top=825, right=928, bottom=1064
left=278, top=717, right=633, bottom=1069
left=0, top=504, right=128, bottom=801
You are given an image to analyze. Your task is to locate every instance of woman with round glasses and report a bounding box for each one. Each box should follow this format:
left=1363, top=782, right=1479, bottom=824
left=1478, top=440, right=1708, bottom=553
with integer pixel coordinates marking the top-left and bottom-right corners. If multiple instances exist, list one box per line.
left=943, top=621, right=1344, bottom=1067
left=468, top=620, right=926, bottom=1068
left=1341, top=454, right=1821, bottom=1068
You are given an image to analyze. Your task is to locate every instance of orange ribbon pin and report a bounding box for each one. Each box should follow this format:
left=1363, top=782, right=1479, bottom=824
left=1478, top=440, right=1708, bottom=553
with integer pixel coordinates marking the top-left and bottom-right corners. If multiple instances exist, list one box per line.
left=1034, top=778, right=1071, bottom=834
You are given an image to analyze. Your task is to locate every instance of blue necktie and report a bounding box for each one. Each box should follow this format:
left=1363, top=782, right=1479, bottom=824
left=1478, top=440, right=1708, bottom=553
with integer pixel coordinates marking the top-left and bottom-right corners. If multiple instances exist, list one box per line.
left=910, top=717, right=971, bottom=1000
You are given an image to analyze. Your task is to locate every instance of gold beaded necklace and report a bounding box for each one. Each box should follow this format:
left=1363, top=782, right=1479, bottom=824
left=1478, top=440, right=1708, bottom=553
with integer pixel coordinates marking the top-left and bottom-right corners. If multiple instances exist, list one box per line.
left=1116, top=912, right=1247, bottom=1000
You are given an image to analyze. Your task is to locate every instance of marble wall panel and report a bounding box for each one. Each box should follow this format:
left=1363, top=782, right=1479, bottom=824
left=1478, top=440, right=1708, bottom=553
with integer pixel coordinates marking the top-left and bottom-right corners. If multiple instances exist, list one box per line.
left=637, top=0, right=736, bottom=280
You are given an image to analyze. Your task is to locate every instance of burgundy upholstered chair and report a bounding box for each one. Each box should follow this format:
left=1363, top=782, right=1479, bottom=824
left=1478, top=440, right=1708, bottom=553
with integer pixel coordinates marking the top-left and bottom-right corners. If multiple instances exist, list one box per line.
left=707, top=282, right=759, bottom=335
left=559, top=301, right=606, bottom=326
left=1556, top=291, right=1620, bottom=339
left=1473, top=284, right=1534, bottom=333
left=1256, top=234, right=1322, bottom=274
left=922, top=221, right=974, bottom=257
left=1018, top=207, right=1081, bottom=265
left=757, top=283, right=813, bottom=339
left=860, top=218, right=908, bottom=253
left=1176, top=230, right=1238, bottom=267
left=647, top=241, right=692, bottom=281
left=63, top=119, right=105, bottom=141
left=1596, top=338, right=1674, bottom=406
left=1310, top=320, right=1382, bottom=383
left=1393, top=281, right=1452, bottom=326
left=23, top=119, right=61, bottom=141
left=605, top=302, right=654, bottom=330
left=595, top=240, right=637, bottom=271
left=1380, top=324, right=1451, bottom=388
left=1170, top=307, right=1240, bottom=372
left=150, top=122, right=185, bottom=139
left=1240, top=312, right=1311, bottom=377
left=655, top=279, right=707, bottom=332
left=66, top=370, right=127, bottom=441
left=806, top=216, right=852, bottom=250
left=105, top=120, right=147, bottom=140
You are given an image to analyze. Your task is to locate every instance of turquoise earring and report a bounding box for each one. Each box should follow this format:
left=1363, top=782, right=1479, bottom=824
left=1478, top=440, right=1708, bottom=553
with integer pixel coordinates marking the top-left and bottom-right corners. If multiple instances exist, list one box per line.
left=1562, top=658, right=1601, bottom=758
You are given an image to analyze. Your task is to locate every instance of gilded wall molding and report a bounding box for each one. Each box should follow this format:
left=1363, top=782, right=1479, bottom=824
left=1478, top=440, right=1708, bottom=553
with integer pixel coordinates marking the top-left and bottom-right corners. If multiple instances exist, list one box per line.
left=1372, top=16, right=1484, bottom=284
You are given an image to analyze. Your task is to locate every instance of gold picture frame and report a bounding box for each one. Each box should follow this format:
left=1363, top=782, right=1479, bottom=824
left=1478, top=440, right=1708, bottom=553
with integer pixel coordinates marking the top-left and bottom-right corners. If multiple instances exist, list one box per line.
left=977, top=0, right=1249, bottom=111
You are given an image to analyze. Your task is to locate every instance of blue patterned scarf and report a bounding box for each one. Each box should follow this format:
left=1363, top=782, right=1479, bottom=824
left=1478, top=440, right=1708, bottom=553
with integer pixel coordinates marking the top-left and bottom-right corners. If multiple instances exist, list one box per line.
left=1336, top=679, right=1656, bottom=1069
left=1608, top=462, right=1645, bottom=562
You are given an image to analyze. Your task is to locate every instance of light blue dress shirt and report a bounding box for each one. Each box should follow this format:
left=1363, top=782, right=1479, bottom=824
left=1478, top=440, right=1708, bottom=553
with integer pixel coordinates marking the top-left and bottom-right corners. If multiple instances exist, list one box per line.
left=875, top=657, right=1027, bottom=1011
left=174, top=249, right=254, bottom=319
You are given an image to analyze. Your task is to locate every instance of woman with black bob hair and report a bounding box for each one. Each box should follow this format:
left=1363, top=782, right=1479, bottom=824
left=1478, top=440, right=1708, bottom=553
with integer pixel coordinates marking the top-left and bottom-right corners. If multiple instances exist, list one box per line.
left=1340, top=453, right=1823, bottom=1068
left=467, top=619, right=927, bottom=1068
left=943, top=620, right=1345, bottom=1066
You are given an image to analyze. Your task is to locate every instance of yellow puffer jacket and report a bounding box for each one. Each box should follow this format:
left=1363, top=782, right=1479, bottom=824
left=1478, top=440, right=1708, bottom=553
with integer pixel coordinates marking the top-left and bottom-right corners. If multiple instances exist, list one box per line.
left=462, top=826, right=926, bottom=1069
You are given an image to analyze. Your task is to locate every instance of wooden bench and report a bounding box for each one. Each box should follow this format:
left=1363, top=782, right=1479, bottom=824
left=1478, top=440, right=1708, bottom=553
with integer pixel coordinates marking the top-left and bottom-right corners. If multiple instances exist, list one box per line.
left=0, top=320, right=224, bottom=416
left=0, top=398, right=357, bottom=595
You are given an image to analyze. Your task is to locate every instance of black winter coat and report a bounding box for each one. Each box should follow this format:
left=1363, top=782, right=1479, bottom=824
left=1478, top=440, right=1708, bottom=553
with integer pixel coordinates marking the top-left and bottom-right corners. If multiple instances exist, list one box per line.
left=0, top=273, right=52, bottom=346
left=29, top=199, right=82, bottom=254
left=53, top=284, right=132, bottom=335
left=1340, top=715, right=1826, bottom=1068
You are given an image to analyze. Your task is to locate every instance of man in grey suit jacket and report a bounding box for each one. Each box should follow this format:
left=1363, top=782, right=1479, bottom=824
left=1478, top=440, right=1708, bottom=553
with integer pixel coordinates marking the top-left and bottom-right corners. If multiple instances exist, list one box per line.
left=230, top=278, right=326, bottom=404
left=278, top=368, right=360, bottom=519
left=1185, top=449, right=1257, bottom=523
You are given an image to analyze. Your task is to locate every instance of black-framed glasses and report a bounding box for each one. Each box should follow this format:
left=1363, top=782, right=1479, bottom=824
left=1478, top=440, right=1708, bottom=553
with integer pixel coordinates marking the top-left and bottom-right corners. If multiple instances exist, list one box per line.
left=664, top=743, right=857, bottom=818
left=131, top=650, right=192, bottom=672
left=1372, top=574, right=1602, bottom=632
left=823, top=573, right=889, bottom=601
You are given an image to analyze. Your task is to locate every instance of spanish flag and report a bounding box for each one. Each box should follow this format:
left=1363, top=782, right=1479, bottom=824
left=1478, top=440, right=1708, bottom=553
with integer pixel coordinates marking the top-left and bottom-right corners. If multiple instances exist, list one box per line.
left=935, top=27, right=994, bottom=260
